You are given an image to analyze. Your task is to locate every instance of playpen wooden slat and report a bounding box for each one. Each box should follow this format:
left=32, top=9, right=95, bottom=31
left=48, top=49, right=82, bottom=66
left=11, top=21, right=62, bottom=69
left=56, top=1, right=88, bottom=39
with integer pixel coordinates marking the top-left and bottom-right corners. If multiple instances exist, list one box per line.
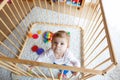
left=0, top=56, right=103, bottom=75
left=0, top=52, right=32, bottom=77
left=0, top=17, right=23, bottom=46
left=35, top=66, right=48, bottom=80
left=84, top=6, right=100, bottom=39
left=49, top=68, right=55, bottom=80
left=33, top=0, right=38, bottom=22
left=45, top=0, right=50, bottom=24
left=82, top=0, right=92, bottom=27
left=0, top=61, right=22, bottom=75
left=77, top=7, right=84, bottom=26
left=6, top=3, right=25, bottom=35
left=84, top=35, right=106, bottom=62
left=85, top=45, right=108, bottom=67
left=0, top=54, right=29, bottom=77
left=6, top=62, right=33, bottom=77
left=99, top=0, right=117, bottom=64
left=0, top=30, right=21, bottom=52
left=84, top=0, right=99, bottom=29
left=26, top=0, right=35, bottom=26
left=84, top=25, right=104, bottom=56
left=16, top=0, right=30, bottom=30
left=81, top=74, right=96, bottom=80
left=1, top=9, right=25, bottom=41
left=0, top=0, right=8, bottom=10
left=38, top=0, right=46, bottom=25
left=11, top=0, right=22, bottom=19
left=18, top=27, right=32, bottom=58
left=84, top=20, right=103, bottom=54
left=0, top=41, right=19, bottom=57
left=93, top=57, right=111, bottom=69
left=57, top=0, right=60, bottom=26
left=84, top=13, right=101, bottom=46
left=84, top=57, right=111, bottom=76
left=73, top=1, right=79, bottom=26
left=26, top=0, right=31, bottom=13
left=50, top=0, right=54, bottom=23
left=18, top=36, right=28, bottom=58
left=16, top=0, right=26, bottom=18
left=22, top=64, right=41, bottom=78
left=11, top=0, right=28, bottom=33
left=20, top=0, right=27, bottom=15
left=20, top=0, right=32, bottom=31
left=80, top=29, right=84, bottom=69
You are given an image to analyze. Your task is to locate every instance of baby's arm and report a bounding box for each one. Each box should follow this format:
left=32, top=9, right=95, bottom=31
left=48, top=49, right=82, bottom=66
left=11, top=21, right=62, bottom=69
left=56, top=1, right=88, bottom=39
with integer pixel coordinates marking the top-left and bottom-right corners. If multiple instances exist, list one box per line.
left=68, top=52, right=80, bottom=75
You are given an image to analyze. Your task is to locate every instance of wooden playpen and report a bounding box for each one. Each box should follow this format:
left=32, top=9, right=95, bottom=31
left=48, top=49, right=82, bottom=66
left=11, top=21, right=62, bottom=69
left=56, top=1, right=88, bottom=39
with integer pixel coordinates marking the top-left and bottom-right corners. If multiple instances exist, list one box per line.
left=0, top=0, right=117, bottom=80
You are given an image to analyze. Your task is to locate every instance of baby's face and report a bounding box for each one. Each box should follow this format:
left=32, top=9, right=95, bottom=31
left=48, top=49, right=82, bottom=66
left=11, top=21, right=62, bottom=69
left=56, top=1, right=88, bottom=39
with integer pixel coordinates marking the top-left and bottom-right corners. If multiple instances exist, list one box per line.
left=52, top=37, right=68, bottom=55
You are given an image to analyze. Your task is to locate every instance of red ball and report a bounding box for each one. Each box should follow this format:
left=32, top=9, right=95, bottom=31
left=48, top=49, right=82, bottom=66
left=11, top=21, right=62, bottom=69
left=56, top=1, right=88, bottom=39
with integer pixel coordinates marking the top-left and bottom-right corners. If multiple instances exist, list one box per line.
left=31, top=45, right=38, bottom=52
left=32, top=34, right=39, bottom=39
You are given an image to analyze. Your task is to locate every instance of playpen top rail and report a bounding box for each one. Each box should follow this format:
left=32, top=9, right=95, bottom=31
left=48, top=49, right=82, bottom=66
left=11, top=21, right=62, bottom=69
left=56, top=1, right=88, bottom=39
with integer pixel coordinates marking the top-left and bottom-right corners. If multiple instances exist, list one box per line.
left=0, top=56, right=103, bottom=75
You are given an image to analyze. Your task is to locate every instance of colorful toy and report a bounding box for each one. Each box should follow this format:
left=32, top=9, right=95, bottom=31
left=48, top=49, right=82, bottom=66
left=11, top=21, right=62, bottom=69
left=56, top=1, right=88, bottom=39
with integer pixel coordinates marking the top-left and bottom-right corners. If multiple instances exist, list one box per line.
left=28, top=32, right=33, bottom=38
left=58, top=72, right=67, bottom=79
left=37, top=30, right=42, bottom=34
left=31, top=45, right=38, bottom=52
left=43, top=31, right=53, bottom=43
left=53, top=63, right=69, bottom=79
left=36, top=48, right=44, bottom=55
left=32, top=34, right=39, bottom=39
left=72, top=0, right=82, bottom=4
left=58, top=69, right=69, bottom=79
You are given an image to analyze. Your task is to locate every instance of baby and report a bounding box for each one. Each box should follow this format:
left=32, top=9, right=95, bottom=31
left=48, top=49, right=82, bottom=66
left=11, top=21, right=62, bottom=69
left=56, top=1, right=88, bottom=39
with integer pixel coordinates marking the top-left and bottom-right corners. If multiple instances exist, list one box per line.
left=30, top=30, right=80, bottom=78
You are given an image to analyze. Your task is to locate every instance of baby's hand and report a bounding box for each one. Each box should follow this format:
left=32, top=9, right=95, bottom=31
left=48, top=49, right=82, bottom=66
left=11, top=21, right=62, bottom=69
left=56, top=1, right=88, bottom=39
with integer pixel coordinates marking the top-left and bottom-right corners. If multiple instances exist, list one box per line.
left=28, top=65, right=34, bottom=71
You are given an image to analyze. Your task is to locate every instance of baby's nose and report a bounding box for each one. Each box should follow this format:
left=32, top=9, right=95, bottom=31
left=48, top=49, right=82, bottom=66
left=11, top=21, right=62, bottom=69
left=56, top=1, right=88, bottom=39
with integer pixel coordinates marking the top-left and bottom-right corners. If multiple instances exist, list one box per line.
left=56, top=43, right=60, bottom=47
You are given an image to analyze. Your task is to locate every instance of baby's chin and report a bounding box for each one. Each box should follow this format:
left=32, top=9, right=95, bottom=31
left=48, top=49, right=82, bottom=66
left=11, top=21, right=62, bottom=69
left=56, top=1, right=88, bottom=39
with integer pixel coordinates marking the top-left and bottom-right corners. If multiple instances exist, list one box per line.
left=54, top=50, right=60, bottom=53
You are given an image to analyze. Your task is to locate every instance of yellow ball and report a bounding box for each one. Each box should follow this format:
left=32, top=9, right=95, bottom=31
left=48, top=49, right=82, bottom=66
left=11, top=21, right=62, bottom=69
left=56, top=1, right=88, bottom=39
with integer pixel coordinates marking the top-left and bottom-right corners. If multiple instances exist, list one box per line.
left=37, top=30, right=42, bottom=34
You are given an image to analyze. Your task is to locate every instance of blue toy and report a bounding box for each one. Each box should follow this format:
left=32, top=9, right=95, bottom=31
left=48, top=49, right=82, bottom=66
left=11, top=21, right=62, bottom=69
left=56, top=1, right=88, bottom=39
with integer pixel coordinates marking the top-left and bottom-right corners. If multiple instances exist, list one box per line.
left=36, top=48, right=44, bottom=55
left=53, top=62, right=69, bottom=78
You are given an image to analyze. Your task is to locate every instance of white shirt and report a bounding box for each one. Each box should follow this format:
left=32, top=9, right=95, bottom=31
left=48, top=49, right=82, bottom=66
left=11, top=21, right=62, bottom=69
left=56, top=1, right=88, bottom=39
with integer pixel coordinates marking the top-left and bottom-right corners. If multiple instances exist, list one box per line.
left=36, top=48, right=80, bottom=67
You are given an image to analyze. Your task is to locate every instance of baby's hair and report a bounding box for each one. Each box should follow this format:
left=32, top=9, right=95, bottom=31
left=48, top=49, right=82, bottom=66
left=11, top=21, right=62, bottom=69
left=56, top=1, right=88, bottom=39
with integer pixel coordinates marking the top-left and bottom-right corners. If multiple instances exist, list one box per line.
left=52, top=30, right=70, bottom=47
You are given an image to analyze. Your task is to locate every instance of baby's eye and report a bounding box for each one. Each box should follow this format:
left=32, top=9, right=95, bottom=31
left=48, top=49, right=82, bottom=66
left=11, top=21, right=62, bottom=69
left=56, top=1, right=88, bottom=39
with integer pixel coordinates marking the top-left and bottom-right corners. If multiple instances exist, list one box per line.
left=54, top=42, right=57, bottom=44
left=61, top=43, right=64, bottom=45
